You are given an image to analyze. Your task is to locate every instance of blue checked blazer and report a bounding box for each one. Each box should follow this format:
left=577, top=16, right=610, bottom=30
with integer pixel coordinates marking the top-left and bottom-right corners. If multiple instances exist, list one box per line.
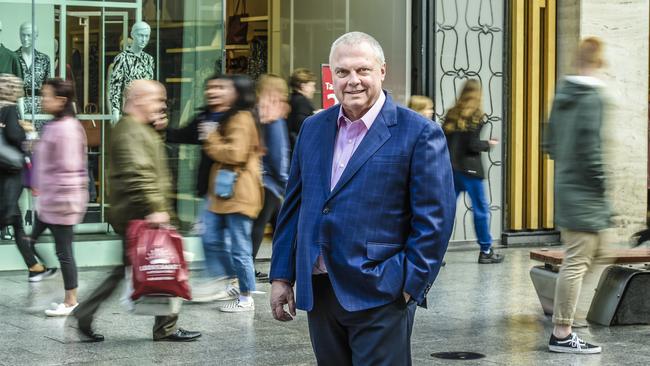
left=269, top=92, right=456, bottom=312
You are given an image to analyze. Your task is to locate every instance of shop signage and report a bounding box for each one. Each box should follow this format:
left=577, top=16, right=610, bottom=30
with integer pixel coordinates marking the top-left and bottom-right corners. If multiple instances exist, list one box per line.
left=321, top=64, right=338, bottom=109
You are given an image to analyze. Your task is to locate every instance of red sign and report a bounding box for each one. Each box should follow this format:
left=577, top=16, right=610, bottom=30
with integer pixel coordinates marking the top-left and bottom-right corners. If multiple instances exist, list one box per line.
left=321, top=64, right=338, bottom=109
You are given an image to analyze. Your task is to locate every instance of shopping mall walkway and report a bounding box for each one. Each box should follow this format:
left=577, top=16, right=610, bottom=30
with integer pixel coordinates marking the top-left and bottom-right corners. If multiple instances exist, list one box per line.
left=0, top=245, right=648, bottom=365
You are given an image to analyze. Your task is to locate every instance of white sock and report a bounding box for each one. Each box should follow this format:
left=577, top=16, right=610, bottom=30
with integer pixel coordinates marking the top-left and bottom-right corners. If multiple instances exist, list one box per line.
left=239, top=295, right=252, bottom=303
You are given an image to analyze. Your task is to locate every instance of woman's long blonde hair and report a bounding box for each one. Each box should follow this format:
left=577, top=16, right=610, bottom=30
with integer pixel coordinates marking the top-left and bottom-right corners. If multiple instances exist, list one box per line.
left=443, top=79, right=484, bottom=133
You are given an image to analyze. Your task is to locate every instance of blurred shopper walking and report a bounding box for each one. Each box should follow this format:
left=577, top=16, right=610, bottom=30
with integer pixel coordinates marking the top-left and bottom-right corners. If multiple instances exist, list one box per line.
left=30, top=78, right=88, bottom=316
left=251, top=74, right=290, bottom=281
left=287, top=68, right=316, bottom=148
left=72, top=80, right=201, bottom=342
left=543, top=37, right=609, bottom=354
left=0, top=74, right=56, bottom=282
left=202, top=74, right=263, bottom=313
left=443, top=79, right=504, bottom=264
left=166, top=74, right=228, bottom=212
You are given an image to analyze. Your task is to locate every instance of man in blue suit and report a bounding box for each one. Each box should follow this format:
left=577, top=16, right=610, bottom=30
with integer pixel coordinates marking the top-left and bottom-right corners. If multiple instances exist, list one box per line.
left=269, top=31, right=456, bottom=365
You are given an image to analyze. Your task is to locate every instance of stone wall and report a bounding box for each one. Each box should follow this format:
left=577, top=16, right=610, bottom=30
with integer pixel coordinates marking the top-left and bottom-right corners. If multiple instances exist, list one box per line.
left=567, top=0, right=650, bottom=241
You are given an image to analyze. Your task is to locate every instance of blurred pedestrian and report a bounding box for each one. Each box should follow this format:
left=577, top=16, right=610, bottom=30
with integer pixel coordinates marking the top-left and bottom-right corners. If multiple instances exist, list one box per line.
left=251, top=74, right=290, bottom=281
left=443, top=79, right=504, bottom=264
left=166, top=74, right=227, bottom=209
left=287, top=68, right=316, bottom=148
left=408, top=95, right=435, bottom=122
left=543, top=37, right=608, bottom=354
left=72, top=80, right=201, bottom=342
left=269, top=32, right=455, bottom=365
left=31, top=78, right=88, bottom=316
left=0, top=74, right=56, bottom=282
left=202, top=74, right=263, bottom=313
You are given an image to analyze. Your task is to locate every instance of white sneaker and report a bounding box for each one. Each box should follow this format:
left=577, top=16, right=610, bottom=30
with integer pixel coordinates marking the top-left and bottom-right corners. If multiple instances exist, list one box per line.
left=218, top=298, right=254, bottom=313
left=192, top=283, right=240, bottom=303
left=213, top=284, right=240, bottom=301
left=45, top=303, right=78, bottom=317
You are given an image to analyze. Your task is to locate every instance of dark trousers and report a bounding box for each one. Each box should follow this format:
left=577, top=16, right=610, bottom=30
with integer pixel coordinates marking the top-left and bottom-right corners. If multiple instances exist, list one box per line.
left=31, top=216, right=77, bottom=290
left=72, top=243, right=178, bottom=339
left=7, top=211, right=42, bottom=268
left=308, top=275, right=417, bottom=366
left=251, top=188, right=282, bottom=259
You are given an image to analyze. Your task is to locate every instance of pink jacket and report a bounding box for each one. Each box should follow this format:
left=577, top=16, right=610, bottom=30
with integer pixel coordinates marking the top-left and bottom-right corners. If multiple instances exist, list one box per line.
left=34, top=116, right=88, bottom=225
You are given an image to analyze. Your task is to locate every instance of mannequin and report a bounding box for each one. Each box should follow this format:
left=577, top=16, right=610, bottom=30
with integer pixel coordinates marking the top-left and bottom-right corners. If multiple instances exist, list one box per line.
left=108, top=21, right=154, bottom=123
left=15, top=22, right=50, bottom=122
left=0, top=21, right=22, bottom=78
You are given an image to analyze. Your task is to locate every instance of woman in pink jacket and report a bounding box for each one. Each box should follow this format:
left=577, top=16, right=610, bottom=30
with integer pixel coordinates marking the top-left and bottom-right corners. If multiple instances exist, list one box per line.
left=31, top=78, right=88, bottom=317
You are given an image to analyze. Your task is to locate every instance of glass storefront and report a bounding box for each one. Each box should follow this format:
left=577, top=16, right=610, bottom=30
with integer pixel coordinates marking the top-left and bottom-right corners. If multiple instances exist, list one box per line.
left=1, top=0, right=226, bottom=234
left=1, top=0, right=411, bottom=238
left=279, top=0, right=410, bottom=107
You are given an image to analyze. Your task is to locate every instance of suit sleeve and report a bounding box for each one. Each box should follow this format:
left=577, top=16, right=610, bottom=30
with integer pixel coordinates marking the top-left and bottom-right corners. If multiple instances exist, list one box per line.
left=269, top=122, right=303, bottom=283
left=403, top=122, right=456, bottom=306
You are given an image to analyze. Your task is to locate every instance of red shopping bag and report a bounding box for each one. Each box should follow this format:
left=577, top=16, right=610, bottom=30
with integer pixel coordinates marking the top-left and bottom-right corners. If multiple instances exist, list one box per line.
left=127, top=220, right=191, bottom=301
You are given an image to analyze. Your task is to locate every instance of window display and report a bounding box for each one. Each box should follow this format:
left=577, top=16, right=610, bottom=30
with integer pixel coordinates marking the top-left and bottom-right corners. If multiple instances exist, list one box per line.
left=108, top=21, right=154, bottom=123
left=16, top=22, right=50, bottom=119
left=0, top=21, right=22, bottom=78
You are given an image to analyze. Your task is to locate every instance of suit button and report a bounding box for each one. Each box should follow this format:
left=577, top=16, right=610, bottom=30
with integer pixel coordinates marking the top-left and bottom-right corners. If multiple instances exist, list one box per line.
left=322, top=207, right=330, bottom=214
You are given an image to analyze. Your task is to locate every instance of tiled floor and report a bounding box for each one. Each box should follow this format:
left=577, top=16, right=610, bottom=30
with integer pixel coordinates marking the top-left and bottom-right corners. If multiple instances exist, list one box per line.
left=1, top=246, right=649, bottom=365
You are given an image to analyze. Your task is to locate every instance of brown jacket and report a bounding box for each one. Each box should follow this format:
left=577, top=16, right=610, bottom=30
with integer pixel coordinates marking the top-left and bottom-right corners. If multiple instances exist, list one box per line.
left=108, top=116, right=173, bottom=235
left=204, top=110, right=263, bottom=219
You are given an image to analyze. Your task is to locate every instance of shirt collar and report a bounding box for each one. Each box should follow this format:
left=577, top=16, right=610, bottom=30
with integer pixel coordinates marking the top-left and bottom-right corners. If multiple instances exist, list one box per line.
left=337, top=90, right=386, bottom=129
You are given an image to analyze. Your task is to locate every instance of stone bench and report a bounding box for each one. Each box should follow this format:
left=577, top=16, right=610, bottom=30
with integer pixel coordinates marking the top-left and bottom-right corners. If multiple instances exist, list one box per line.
left=529, top=248, right=650, bottom=325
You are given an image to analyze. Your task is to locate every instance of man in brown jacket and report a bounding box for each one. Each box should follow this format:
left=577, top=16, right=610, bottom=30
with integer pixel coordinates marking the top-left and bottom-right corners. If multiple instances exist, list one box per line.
left=72, top=80, right=201, bottom=342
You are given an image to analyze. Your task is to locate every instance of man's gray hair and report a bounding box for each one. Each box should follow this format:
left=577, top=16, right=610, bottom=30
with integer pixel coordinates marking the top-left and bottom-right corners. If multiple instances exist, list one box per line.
left=329, top=31, right=385, bottom=66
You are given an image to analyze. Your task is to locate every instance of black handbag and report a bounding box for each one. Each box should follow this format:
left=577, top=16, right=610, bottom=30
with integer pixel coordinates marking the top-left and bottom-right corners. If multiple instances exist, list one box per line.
left=0, top=120, right=23, bottom=172
left=227, top=0, right=249, bottom=45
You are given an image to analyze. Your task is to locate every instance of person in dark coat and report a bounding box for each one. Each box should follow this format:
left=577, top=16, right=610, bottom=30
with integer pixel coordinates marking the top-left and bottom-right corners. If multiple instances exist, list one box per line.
left=443, top=79, right=504, bottom=264
left=0, top=73, right=56, bottom=281
left=543, top=37, right=609, bottom=355
left=165, top=75, right=225, bottom=199
left=287, top=68, right=316, bottom=148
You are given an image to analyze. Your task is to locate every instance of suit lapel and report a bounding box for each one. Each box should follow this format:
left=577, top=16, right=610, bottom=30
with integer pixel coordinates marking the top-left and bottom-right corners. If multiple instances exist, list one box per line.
left=327, top=105, right=394, bottom=200
left=320, top=108, right=339, bottom=198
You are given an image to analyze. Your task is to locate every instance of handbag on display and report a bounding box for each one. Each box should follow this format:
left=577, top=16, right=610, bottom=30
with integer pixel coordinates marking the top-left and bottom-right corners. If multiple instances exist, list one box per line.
left=127, top=220, right=191, bottom=301
left=226, top=0, right=249, bottom=45
left=0, top=121, right=24, bottom=172
left=214, top=168, right=238, bottom=199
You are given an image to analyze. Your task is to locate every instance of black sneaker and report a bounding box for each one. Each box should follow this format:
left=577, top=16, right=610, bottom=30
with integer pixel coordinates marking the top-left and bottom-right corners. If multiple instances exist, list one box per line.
left=478, top=249, right=505, bottom=264
left=28, top=267, right=58, bottom=282
left=549, top=333, right=602, bottom=354
left=255, top=271, right=269, bottom=281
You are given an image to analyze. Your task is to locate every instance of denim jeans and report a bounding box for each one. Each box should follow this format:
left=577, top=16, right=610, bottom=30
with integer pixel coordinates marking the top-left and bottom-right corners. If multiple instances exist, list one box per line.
left=201, top=210, right=256, bottom=293
left=453, top=171, right=492, bottom=251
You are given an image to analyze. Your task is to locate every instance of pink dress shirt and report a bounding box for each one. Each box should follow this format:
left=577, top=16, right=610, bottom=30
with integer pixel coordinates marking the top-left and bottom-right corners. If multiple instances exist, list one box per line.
left=313, top=91, right=386, bottom=274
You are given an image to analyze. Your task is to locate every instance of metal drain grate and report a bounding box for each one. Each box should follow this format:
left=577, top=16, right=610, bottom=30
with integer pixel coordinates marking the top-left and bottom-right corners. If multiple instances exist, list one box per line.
left=431, top=352, right=486, bottom=360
